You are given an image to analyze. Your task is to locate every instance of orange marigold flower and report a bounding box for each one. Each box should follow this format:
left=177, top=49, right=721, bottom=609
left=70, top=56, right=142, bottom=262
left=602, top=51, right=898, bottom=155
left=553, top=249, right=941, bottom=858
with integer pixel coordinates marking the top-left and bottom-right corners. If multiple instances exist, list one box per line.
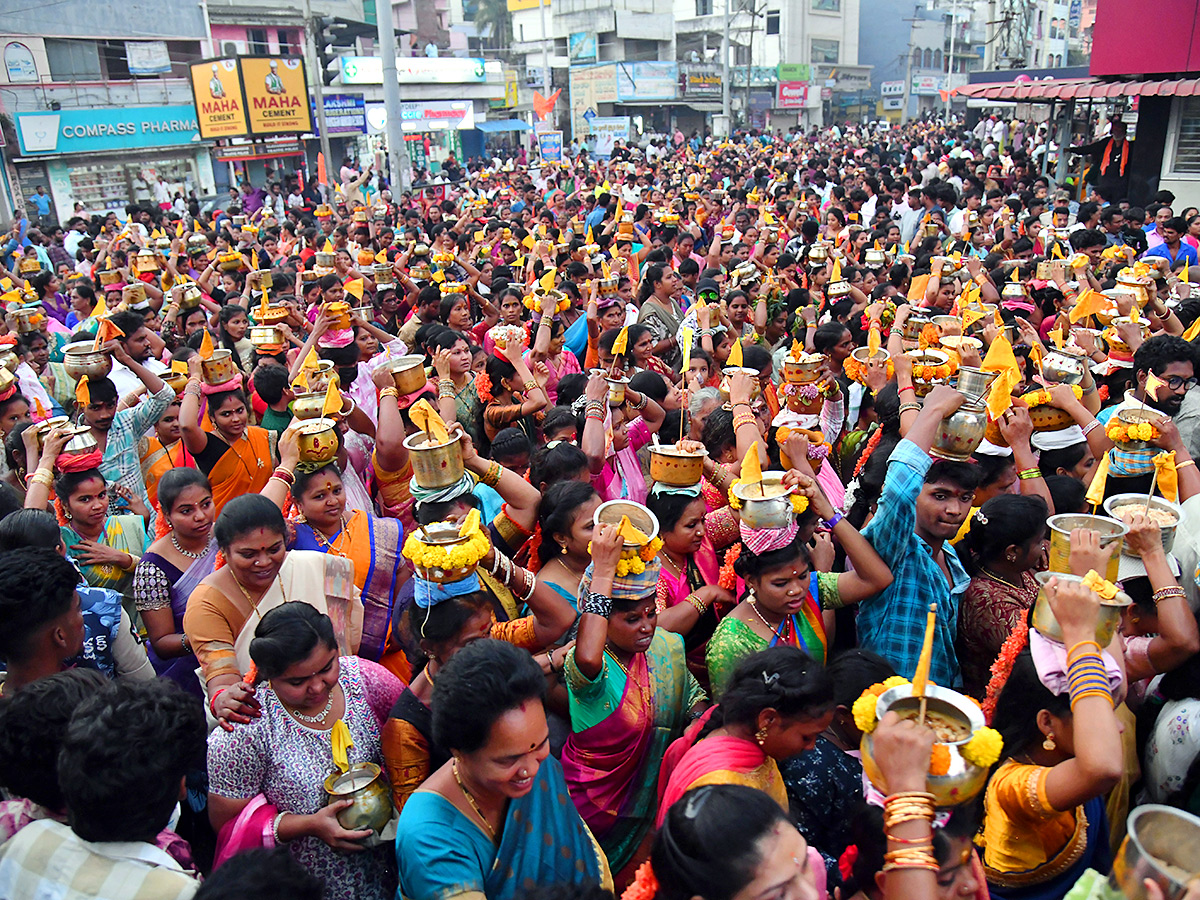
left=929, top=743, right=951, bottom=776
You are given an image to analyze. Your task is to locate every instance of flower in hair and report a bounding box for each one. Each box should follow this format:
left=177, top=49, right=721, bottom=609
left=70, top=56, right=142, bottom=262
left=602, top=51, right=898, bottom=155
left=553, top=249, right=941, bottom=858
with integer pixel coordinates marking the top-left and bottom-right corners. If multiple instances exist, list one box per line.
left=983, top=617, right=1029, bottom=723
left=621, top=862, right=658, bottom=900
left=474, top=371, right=493, bottom=403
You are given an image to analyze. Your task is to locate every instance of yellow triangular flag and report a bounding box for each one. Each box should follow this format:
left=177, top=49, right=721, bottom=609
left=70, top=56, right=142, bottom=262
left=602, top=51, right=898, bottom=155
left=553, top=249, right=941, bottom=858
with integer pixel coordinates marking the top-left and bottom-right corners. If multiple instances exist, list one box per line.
left=292, top=369, right=309, bottom=393
left=251, top=250, right=259, bottom=271
left=993, top=307, right=1004, bottom=327
left=1183, top=315, right=1200, bottom=342
left=431, top=269, right=445, bottom=284
left=522, top=234, right=535, bottom=250
left=728, top=336, right=744, bottom=368
left=331, top=719, right=352, bottom=774
left=1085, top=450, right=1112, bottom=507
left=906, top=274, right=930, bottom=302
left=409, top=398, right=451, bottom=444
left=539, top=268, right=556, bottom=292
left=1051, top=241, right=1065, bottom=259
left=612, top=326, right=629, bottom=357
left=176, top=220, right=184, bottom=238
left=1069, top=289, right=1107, bottom=324
left=344, top=278, right=364, bottom=301
left=680, top=327, right=694, bottom=374
left=831, top=258, right=842, bottom=282
left=375, top=249, right=388, bottom=264
left=198, top=329, right=214, bottom=360
left=981, top=334, right=1020, bottom=381
left=867, top=324, right=881, bottom=356
left=740, top=441, right=763, bottom=486
left=170, top=358, right=188, bottom=375
left=75, top=375, right=90, bottom=407
left=302, top=347, right=320, bottom=372
left=986, top=367, right=1019, bottom=419
left=910, top=604, right=938, bottom=698
left=1145, top=370, right=1168, bottom=400
left=459, top=507, right=482, bottom=538
left=600, top=259, right=611, bottom=279
left=586, top=226, right=594, bottom=244
left=1050, top=326, right=1066, bottom=349
left=322, top=381, right=342, bottom=417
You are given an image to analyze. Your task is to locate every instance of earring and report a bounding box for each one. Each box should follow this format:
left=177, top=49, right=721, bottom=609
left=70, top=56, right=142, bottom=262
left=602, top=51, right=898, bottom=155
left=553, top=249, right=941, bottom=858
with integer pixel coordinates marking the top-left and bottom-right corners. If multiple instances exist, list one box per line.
left=755, top=725, right=768, bottom=747
left=561, top=545, right=567, bottom=555
left=1043, top=733, right=1056, bottom=752
left=1007, top=553, right=1016, bottom=562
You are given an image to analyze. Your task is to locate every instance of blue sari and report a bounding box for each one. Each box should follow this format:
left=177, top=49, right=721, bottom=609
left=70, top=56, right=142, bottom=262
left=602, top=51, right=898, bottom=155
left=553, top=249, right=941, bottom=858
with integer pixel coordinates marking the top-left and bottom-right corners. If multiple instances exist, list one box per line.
left=395, top=756, right=609, bottom=900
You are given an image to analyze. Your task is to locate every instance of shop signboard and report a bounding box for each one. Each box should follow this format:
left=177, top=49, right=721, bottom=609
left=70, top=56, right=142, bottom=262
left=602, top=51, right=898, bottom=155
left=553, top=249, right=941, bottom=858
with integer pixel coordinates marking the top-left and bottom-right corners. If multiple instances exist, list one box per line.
left=398, top=100, right=474, bottom=131
left=212, top=139, right=304, bottom=161
left=339, top=55, right=490, bottom=85
left=681, top=64, right=722, bottom=97
left=616, top=62, right=678, bottom=101
left=880, top=80, right=905, bottom=96
left=775, top=82, right=808, bottom=108
left=568, top=63, right=618, bottom=138
left=537, top=130, right=563, bottom=163
left=15, top=106, right=200, bottom=156
left=569, top=33, right=597, bottom=62
left=4, top=41, right=38, bottom=83
left=776, top=63, right=810, bottom=83
left=240, top=57, right=312, bottom=136
left=588, top=116, right=630, bottom=157
left=506, top=0, right=548, bottom=10
left=314, top=94, right=367, bottom=134
left=730, top=67, right=778, bottom=88
left=882, top=97, right=903, bottom=110
left=189, top=58, right=247, bottom=139
left=912, top=75, right=942, bottom=95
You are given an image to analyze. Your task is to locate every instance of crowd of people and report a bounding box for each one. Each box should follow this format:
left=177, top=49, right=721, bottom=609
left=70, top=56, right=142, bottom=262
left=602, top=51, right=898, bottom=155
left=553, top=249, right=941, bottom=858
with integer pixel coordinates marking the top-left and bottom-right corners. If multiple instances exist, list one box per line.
left=0, top=114, right=1199, bottom=900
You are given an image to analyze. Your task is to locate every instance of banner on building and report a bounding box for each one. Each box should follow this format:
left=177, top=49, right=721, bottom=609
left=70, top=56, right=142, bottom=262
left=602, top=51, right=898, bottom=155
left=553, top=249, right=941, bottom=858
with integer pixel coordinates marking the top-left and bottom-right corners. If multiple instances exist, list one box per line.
left=315, top=94, right=366, bottom=134
left=537, top=130, right=563, bottom=163
left=588, top=116, right=630, bottom=157
left=126, top=41, right=172, bottom=75
left=189, top=58, right=248, bottom=139
left=776, top=63, right=810, bottom=83
left=240, top=57, right=312, bottom=135
left=616, top=61, right=677, bottom=101
left=681, top=64, right=722, bottom=97
left=880, top=80, right=905, bottom=96
left=569, top=33, right=597, bottom=62
left=775, top=82, right=808, bottom=108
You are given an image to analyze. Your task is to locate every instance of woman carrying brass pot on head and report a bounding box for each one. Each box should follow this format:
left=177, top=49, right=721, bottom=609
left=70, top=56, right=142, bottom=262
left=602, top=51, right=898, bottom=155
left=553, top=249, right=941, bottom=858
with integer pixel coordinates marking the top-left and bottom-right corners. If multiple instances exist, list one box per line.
left=207, top=601, right=403, bottom=900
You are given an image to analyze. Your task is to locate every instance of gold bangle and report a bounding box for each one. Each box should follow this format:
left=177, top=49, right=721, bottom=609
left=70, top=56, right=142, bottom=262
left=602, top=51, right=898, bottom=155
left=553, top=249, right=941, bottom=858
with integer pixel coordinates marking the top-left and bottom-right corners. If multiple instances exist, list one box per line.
left=481, top=460, right=502, bottom=487
left=379, top=387, right=399, bottom=400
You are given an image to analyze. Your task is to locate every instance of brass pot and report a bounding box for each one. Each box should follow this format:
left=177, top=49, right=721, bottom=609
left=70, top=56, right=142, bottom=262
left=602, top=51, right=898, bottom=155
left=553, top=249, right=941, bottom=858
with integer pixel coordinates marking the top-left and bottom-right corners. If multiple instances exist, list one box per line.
left=314, top=251, right=336, bottom=268
left=1025, top=400, right=1075, bottom=432
left=860, top=684, right=989, bottom=808
left=1110, top=805, right=1200, bottom=900
left=410, top=520, right=481, bottom=582
left=218, top=252, right=244, bottom=272
left=808, top=244, right=829, bottom=264
left=374, top=263, right=392, bottom=281
left=232, top=214, right=246, bottom=227
left=200, top=349, right=237, bottom=386
left=178, top=284, right=202, bottom=310
left=930, top=401, right=988, bottom=461
left=297, top=417, right=339, bottom=464
left=10, top=308, right=40, bottom=334
left=324, top=302, right=351, bottom=330
left=1104, top=493, right=1181, bottom=556
left=62, top=425, right=98, bottom=455
left=301, top=270, right=319, bottom=284
left=62, top=341, right=113, bottom=381
left=732, top=472, right=796, bottom=530
left=1105, top=316, right=1151, bottom=355
left=1000, top=280, right=1028, bottom=304
left=718, top=367, right=762, bottom=403
left=99, top=270, right=123, bottom=287
left=162, top=371, right=188, bottom=394
left=136, top=249, right=159, bottom=271
left=827, top=280, right=852, bottom=300
left=323, top=762, right=393, bottom=836
left=1032, top=571, right=1131, bottom=645
left=351, top=305, right=375, bottom=322
left=605, top=375, right=630, bottom=407
left=308, top=360, right=338, bottom=394
left=291, top=391, right=327, bottom=421
left=1047, top=513, right=1126, bottom=583
left=1115, top=272, right=1151, bottom=309
left=256, top=305, right=290, bottom=326
left=122, top=282, right=146, bottom=306
left=649, top=445, right=708, bottom=487
left=381, top=356, right=428, bottom=395
left=902, top=315, right=931, bottom=342
left=594, top=500, right=660, bottom=546
left=1113, top=408, right=1161, bottom=451
left=782, top=353, right=825, bottom=385
left=256, top=269, right=273, bottom=292
left=1036, top=260, right=1053, bottom=281
left=404, top=432, right=464, bottom=489
left=250, top=325, right=285, bottom=347
left=863, top=247, right=888, bottom=268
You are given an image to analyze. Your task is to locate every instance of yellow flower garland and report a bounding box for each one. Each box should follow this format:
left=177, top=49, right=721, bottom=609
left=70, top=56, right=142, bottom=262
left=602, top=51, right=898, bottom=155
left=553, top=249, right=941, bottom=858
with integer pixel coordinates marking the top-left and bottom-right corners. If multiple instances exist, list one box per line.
left=961, top=727, right=1003, bottom=768
left=1106, top=420, right=1158, bottom=443
left=727, top=478, right=809, bottom=515
left=1022, top=385, right=1084, bottom=408
left=584, top=537, right=664, bottom=577
left=402, top=528, right=490, bottom=570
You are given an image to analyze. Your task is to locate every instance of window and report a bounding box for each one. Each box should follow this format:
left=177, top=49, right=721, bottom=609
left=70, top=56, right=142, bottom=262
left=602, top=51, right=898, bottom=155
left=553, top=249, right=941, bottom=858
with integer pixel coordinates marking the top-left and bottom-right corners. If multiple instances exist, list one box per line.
left=811, top=38, right=839, bottom=64
left=98, top=41, right=130, bottom=79
left=766, top=10, right=780, bottom=33
left=696, top=0, right=713, bottom=15
left=813, top=0, right=840, bottom=10
left=912, top=46, right=922, bottom=67
left=45, top=39, right=101, bottom=80
left=735, top=45, right=751, bottom=65
left=922, top=48, right=932, bottom=67
left=278, top=30, right=302, bottom=55
left=247, top=28, right=269, bottom=55
left=933, top=48, right=942, bottom=69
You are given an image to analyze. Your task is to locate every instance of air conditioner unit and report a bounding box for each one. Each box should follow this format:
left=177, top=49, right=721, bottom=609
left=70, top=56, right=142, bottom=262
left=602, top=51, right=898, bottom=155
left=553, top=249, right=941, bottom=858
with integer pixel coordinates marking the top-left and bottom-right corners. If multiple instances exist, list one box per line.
left=222, top=41, right=246, bottom=56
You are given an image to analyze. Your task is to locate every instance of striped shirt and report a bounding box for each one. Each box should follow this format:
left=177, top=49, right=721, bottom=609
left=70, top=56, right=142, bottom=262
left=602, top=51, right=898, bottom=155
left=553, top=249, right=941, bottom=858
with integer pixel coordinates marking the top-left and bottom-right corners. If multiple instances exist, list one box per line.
left=0, top=819, right=198, bottom=900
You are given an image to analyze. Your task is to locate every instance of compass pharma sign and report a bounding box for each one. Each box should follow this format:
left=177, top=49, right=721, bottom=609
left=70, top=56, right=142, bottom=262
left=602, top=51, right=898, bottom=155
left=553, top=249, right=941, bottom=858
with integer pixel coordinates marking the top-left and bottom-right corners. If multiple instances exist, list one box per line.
left=188, top=56, right=312, bottom=140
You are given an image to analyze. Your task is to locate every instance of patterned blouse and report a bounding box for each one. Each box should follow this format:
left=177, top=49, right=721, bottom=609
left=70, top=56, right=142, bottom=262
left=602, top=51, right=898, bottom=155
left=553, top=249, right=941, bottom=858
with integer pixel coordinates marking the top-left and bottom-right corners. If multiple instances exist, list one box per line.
left=207, top=657, right=404, bottom=900
left=957, top=570, right=1039, bottom=698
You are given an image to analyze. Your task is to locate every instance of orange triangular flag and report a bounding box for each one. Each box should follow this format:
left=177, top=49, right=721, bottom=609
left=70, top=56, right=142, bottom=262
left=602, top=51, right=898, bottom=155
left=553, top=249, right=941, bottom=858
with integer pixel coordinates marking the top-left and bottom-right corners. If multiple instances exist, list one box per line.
left=1069, top=289, right=1107, bottom=324
left=831, top=259, right=842, bottom=282
left=1183, top=316, right=1200, bottom=342
left=907, top=274, right=930, bottom=302
left=1145, top=371, right=1168, bottom=400
left=986, top=367, right=1019, bottom=419
left=376, top=249, right=388, bottom=264
left=198, top=329, right=214, bottom=360
left=33, top=397, right=48, bottom=421
left=322, top=381, right=342, bottom=417
left=176, top=220, right=184, bottom=238
left=344, top=278, right=364, bottom=301
left=981, top=334, right=1020, bottom=381
left=323, top=238, right=334, bottom=253
left=910, top=604, right=938, bottom=697
left=532, top=89, right=561, bottom=121
left=539, top=268, right=556, bottom=292
left=251, top=250, right=259, bottom=271
left=867, top=324, right=881, bottom=356
left=75, top=375, right=90, bottom=408
left=728, top=336, right=744, bottom=367
left=612, top=326, right=629, bottom=357
left=740, top=441, right=763, bottom=487
left=962, top=307, right=985, bottom=330
left=1050, top=325, right=1067, bottom=349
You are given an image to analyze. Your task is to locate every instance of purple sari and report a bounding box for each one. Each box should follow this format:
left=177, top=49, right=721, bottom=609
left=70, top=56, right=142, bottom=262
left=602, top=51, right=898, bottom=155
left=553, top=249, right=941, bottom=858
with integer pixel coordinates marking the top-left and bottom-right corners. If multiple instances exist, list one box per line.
left=140, top=544, right=217, bottom=697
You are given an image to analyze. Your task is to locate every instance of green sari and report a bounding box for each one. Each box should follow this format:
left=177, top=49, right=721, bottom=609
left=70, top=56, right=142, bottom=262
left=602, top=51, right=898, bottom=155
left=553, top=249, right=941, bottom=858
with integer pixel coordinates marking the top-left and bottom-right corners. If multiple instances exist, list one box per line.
left=61, top=514, right=148, bottom=602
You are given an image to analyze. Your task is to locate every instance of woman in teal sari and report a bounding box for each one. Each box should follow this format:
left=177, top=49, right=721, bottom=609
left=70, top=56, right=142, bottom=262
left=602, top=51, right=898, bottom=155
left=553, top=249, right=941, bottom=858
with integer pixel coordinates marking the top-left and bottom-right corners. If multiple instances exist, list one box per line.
left=562, top=518, right=707, bottom=883
left=396, top=639, right=612, bottom=900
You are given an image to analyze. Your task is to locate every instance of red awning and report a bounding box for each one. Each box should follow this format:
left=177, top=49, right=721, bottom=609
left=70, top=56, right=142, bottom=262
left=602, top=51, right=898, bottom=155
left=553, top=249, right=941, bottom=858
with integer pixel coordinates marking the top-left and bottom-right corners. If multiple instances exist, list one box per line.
left=959, top=76, right=1200, bottom=102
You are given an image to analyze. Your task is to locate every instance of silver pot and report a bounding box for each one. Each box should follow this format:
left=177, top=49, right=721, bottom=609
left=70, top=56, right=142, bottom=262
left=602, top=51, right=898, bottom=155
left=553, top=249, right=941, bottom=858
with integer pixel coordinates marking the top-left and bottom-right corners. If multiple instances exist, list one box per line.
left=1104, top=493, right=1181, bottom=556
left=1110, top=805, right=1200, bottom=900
left=930, top=401, right=988, bottom=461
left=733, top=472, right=796, bottom=529
left=1041, top=350, right=1086, bottom=386
left=954, top=366, right=999, bottom=405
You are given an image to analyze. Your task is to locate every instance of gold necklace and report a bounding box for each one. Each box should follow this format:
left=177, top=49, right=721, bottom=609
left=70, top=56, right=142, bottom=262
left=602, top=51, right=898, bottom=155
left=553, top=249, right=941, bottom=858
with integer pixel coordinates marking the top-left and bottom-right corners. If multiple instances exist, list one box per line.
left=453, top=760, right=496, bottom=840
left=981, top=567, right=1025, bottom=593
left=748, top=599, right=791, bottom=642
left=312, top=515, right=349, bottom=555
left=660, top=551, right=686, bottom=580
left=604, top=647, right=652, bottom=708
left=231, top=572, right=283, bottom=612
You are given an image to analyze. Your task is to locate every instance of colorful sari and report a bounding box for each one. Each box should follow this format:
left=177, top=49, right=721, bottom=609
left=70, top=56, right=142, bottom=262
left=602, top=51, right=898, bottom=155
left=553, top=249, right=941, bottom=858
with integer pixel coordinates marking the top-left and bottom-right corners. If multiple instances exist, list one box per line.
left=705, top=573, right=833, bottom=696
left=183, top=550, right=362, bottom=692
left=561, top=629, right=704, bottom=873
left=395, top=756, right=612, bottom=900
left=656, top=707, right=788, bottom=826
left=61, top=514, right=148, bottom=599
left=655, top=534, right=738, bottom=686
left=200, top=427, right=274, bottom=516
left=133, top=542, right=216, bottom=697
left=139, top=436, right=196, bottom=513
left=984, top=761, right=1112, bottom=900
left=290, top=509, right=402, bottom=662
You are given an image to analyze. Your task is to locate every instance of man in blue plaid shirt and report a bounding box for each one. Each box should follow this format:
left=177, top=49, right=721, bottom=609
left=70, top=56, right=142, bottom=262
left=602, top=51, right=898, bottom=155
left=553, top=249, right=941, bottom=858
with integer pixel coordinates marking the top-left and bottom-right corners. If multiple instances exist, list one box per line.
left=860, top=385, right=981, bottom=688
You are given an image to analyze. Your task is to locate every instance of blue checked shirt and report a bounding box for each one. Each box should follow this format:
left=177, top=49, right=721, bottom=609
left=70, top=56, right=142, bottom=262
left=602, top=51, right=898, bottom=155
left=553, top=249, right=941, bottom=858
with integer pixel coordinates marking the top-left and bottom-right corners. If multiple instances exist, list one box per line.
left=859, top=439, right=969, bottom=687
left=99, top=384, right=175, bottom=529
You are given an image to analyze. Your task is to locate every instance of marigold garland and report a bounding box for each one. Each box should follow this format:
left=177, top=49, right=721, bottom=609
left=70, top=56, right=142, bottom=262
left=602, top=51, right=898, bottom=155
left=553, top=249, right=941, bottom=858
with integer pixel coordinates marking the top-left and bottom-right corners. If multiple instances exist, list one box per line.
left=726, top=478, right=809, bottom=515
left=585, top=537, right=664, bottom=577
left=842, top=353, right=893, bottom=386
left=402, top=528, right=490, bottom=570
left=853, top=426, right=885, bottom=478
left=983, top=617, right=1030, bottom=724
left=1022, top=385, right=1084, bottom=408
left=961, top=726, right=1003, bottom=768
left=852, top=691, right=879, bottom=734
left=929, top=743, right=951, bottom=776
left=474, top=371, right=493, bottom=403
left=718, top=544, right=741, bottom=590
left=1106, top=420, right=1158, bottom=443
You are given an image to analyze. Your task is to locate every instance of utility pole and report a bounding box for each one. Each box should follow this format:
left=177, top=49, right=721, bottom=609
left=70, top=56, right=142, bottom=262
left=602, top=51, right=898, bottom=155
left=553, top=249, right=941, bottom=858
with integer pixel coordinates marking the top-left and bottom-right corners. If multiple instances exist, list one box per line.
left=900, top=11, right=917, bottom=124
left=376, top=0, right=409, bottom=192
left=721, top=0, right=731, bottom=125
left=539, top=0, right=552, bottom=128
left=304, top=0, right=335, bottom=186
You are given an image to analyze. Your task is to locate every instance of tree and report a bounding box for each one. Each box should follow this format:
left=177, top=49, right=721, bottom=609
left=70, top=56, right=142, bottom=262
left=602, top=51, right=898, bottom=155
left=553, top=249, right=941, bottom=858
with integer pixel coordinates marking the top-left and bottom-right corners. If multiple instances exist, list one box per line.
left=473, top=0, right=512, bottom=61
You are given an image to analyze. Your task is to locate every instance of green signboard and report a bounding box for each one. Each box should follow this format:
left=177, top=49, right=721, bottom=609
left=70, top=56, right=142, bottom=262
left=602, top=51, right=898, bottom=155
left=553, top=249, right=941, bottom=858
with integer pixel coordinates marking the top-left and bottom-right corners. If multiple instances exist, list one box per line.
left=777, top=63, right=811, bottom=83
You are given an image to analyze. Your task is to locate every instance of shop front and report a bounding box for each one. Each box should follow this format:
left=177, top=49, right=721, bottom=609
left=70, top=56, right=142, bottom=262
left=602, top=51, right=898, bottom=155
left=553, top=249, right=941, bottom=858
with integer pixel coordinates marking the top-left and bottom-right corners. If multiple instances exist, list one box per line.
left=13, top=105, right=216, bottom=222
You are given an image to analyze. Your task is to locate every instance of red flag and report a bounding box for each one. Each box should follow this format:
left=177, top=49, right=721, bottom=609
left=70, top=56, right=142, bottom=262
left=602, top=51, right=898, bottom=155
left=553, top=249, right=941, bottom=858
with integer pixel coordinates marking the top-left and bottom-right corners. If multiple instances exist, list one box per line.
left=533, top=89, right=562, bottom=121
left=317, top=152, right=328, bottom=187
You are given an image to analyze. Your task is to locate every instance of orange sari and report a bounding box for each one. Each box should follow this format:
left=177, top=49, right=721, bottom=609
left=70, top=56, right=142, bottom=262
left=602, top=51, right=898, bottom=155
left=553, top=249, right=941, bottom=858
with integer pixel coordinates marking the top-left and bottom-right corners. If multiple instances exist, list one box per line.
left=208, top=427, right=273, bottom=515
